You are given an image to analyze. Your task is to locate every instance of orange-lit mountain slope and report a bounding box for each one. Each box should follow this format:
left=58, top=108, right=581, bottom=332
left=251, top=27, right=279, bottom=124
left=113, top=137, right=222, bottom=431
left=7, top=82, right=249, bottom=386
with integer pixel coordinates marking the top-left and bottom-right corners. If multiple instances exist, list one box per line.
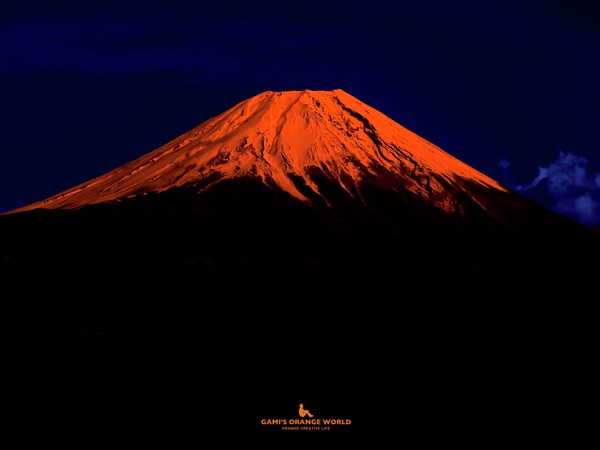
left=13, top=89, right=507, bottom=216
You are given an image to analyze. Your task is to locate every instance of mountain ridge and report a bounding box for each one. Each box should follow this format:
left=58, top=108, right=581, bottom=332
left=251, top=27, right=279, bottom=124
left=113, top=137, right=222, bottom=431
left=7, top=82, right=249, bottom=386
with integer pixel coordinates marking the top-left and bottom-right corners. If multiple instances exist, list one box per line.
left=11, top=89, right=508, bottom=218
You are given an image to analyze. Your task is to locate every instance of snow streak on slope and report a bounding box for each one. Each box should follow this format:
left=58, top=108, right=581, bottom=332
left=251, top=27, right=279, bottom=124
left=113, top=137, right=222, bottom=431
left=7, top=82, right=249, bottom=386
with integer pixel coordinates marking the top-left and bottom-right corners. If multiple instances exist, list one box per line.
left=13, top=89, right=506, bottom=212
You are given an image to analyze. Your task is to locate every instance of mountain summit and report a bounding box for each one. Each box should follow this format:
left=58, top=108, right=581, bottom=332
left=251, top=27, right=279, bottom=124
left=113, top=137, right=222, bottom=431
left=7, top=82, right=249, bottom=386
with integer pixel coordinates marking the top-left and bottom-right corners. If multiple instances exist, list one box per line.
left=14, top=89, right=507, bottom=216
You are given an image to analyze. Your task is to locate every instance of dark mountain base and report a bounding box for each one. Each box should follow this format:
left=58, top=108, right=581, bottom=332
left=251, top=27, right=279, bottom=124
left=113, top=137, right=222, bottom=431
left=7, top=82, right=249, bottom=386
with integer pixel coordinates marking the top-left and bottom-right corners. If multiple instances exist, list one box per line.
left=0, top=182, right=597, bottom=444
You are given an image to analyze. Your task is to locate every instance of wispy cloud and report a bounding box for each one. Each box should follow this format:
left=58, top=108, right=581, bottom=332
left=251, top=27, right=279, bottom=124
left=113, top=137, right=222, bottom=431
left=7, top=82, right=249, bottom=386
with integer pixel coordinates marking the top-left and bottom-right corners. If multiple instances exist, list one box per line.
left=499, top=149, right=600, bottom=227
left=0, top=14, right=239, bottom=77
left=0, top=11, right=356, bottom=82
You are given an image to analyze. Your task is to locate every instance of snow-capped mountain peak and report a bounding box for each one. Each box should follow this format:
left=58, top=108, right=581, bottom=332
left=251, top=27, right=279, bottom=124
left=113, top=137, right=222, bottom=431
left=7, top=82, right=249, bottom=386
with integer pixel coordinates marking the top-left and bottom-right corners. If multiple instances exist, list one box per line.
left=13, top=89, right=506, bottom=213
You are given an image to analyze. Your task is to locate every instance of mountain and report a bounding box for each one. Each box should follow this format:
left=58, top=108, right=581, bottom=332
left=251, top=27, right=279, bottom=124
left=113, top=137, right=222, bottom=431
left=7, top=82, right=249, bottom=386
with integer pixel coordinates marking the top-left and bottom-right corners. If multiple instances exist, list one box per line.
left=4, top=89, right=594, bottom=285
left=13, top=89, right=505, bottom=214
left=0, top=89, right=595, bottom=443
left=8, top=89, right=572, bottom=231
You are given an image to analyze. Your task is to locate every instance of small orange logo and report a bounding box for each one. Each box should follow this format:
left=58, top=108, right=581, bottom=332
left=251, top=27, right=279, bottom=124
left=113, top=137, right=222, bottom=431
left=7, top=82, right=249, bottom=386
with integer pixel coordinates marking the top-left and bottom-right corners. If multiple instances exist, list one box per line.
left=260, top=402, right=351, bottom=431
left=298, top=403, right=313, bottom=418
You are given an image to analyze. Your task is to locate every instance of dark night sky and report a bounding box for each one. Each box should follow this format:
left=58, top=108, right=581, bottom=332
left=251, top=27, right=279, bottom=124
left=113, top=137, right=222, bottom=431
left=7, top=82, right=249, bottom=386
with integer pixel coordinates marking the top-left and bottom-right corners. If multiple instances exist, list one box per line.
left=1, top=0, right=599, bottom=226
